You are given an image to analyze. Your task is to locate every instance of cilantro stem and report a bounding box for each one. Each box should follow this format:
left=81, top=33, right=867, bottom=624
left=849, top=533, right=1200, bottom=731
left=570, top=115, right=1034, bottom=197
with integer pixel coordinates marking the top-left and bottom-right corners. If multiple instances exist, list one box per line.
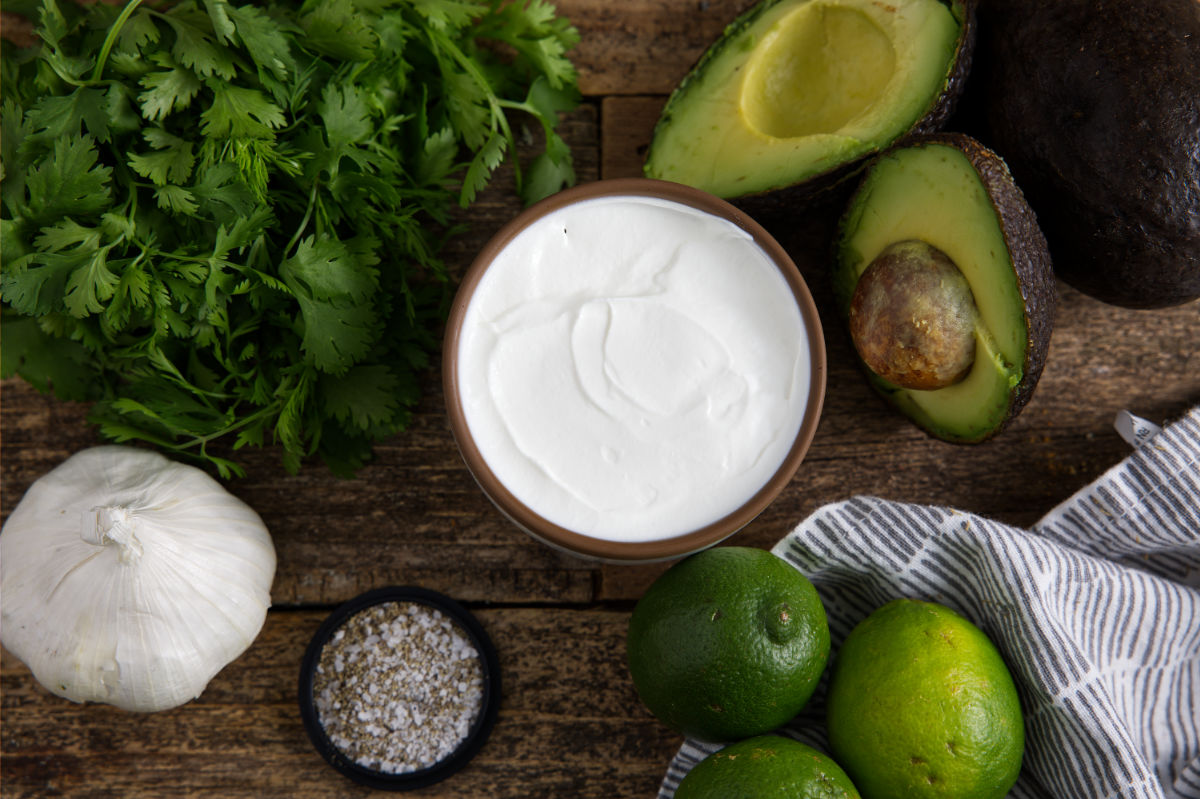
left=285, top=182, right=320, bottom=256
left=103, top=400, right=280, bottom=454
left=182, top=402, right=281, bottom=448
left=427, top=27, right=521, bottom=188
left=91, top=0, right=146, bottom=84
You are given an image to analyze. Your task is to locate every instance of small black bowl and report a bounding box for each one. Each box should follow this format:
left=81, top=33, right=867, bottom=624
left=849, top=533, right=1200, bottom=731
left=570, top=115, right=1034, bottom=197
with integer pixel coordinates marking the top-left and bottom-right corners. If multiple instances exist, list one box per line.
left=298, top=586, right=501, bottom=791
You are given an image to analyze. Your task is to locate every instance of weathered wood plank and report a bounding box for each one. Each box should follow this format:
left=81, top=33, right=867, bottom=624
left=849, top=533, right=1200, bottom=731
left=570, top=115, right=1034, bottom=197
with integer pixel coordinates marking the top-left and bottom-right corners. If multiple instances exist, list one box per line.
left=0, top=608, right=681, bottom=798
left=600, top=95, right=666, bottom=179
left=3, top=5, right=1200, bottom=798
left=560, top=0, right=750, bottom=96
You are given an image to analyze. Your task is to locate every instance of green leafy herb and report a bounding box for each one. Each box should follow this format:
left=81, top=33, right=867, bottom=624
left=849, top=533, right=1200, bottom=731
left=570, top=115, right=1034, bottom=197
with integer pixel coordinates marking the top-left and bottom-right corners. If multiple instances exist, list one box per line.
left=1, top=0, right=581, bottom=478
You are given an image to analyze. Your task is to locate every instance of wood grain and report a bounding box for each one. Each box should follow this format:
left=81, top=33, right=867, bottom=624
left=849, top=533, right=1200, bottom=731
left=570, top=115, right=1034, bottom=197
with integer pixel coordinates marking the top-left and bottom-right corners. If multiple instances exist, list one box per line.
left=3, top=1, right=1200, bottom=796
left=560, top=0, right=751, bottom=96
left=1, top=610, right=680, bottom=798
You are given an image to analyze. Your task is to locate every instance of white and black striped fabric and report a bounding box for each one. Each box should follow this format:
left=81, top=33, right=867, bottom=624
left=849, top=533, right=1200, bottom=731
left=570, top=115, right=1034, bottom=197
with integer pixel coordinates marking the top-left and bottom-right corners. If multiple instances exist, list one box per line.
left=659, top=407, right=1200, bottom=799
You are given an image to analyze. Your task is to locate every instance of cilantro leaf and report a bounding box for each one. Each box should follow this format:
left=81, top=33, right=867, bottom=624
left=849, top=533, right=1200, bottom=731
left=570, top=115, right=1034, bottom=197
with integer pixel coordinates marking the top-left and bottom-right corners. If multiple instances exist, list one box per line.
left=300, top=0, right=377, bottom=62
left=115, top=7, right=160, bottom=53
left=313, top=82, right=387, bottom=177
left=459, top=129, right=507, bottom=206
left=321, top=363, right=403, bottom=430
left=62, top=246, right=118, bottom=316
left=24, top=87, right=111, bottom=145
left=526, top=73, right=581, bottom=122
left=411, top=0, right=487, bottom=31
left=416, top=126, right=459, bottom=187
left=128, top=129, right=196, bottom=185
left=201, top=0, right=236, bottom=45
left=0, top=313, right=97, bottom=400
left=200, top=82, right=285, bottom=138
left=280, top=236, right=380, bottom=373
left=106, top=262, right=153, bottom=328
left=162, top=2, right=237, bottom=80
left=23, top=133, right=111, bottom=227
left=2, top=0, right=581, bottom=477
left=138, top=63, right=203, bottom=121
left=477, top=0, right=580, bottom=89
left=440, top=65, right=494, bottom=152
left=154, top=184, right=199, bottom=214
left=33, top=217, right=101, bottom=252
left=227, top=4, right=294, bottom=81
left=2, top=251, right=85, bottom=316
left=523, top=146, right=575, bottom=205
left=189, top=161, right=258, bottom=222
left=36, top=0, right=73, bottom=48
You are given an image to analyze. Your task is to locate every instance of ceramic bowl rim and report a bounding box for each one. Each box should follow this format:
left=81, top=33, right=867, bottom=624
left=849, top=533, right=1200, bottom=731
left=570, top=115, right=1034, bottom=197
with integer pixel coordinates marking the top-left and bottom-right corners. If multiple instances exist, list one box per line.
left=442, top=177, right=827, bottom=562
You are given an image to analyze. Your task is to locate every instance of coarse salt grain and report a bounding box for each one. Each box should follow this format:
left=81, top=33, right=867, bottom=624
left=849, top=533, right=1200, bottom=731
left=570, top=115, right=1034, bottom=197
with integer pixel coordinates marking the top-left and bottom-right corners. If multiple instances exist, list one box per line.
left=312, top=601, right=486, bottom=774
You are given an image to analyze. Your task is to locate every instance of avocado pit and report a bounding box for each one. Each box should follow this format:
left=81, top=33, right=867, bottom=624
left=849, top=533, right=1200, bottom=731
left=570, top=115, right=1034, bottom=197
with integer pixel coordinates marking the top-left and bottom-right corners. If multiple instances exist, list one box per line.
left=849, top=240, right=978, bottom=391
left=831, top=134, right=1055, bottom=444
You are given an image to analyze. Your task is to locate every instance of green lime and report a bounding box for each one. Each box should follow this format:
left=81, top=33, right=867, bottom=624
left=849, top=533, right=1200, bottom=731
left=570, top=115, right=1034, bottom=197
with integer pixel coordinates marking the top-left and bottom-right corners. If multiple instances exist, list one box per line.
left=626, top=546, right=830, bottom=742
left=676, top=735, right=861, bottom=799
left=825, top=599, right=1024, bottom=799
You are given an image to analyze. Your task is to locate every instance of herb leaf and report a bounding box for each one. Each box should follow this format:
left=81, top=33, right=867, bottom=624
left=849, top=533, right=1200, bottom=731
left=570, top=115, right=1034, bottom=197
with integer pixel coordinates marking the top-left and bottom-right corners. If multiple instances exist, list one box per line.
left=1, top=0, right=581, bottom=477
left=23, top=134, right=113, bottom=226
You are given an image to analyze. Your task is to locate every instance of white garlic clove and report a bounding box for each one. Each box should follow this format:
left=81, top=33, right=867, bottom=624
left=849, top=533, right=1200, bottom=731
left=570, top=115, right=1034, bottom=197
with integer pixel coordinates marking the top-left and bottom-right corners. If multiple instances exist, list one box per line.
left=1, top=446, right=277, bottom=712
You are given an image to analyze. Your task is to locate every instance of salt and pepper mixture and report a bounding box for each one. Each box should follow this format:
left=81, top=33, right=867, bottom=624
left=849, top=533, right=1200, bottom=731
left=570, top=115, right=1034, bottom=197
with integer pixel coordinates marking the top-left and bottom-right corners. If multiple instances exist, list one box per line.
left=299, top=588, right=500, bottom=790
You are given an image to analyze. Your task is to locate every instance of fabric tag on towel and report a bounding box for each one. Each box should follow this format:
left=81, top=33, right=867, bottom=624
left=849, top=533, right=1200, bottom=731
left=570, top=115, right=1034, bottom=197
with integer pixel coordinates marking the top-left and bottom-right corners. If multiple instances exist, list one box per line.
left=658, top=406, right=1200, bottom=799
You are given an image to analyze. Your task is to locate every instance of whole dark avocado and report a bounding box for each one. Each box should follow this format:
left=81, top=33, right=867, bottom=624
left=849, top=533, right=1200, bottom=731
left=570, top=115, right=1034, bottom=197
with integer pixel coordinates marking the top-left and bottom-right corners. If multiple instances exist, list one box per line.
left=975, top=0, right=1200, bottom=308
left=832, top=133, right=1055, bottom=443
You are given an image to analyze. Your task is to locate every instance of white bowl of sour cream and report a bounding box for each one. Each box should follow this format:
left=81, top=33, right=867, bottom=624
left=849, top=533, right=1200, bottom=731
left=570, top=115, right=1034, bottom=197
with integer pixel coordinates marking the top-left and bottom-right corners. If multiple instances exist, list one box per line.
left=444, top=179, right=825, bottom=562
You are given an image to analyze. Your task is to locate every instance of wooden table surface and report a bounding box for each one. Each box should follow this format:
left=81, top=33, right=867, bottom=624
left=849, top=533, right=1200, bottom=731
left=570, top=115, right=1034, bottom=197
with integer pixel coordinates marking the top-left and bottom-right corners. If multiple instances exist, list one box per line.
left=2, top=2, right=1198, bottom=797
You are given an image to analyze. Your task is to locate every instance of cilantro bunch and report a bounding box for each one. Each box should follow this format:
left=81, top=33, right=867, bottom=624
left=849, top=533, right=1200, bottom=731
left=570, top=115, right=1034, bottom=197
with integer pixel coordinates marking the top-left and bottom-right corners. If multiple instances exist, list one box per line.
left=1, top=0, right=580, bottom=477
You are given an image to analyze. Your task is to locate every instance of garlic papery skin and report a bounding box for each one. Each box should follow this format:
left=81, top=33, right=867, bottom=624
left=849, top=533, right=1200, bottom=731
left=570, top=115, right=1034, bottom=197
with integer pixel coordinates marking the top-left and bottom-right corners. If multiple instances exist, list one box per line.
left=1, top=446, right=277, bottom=712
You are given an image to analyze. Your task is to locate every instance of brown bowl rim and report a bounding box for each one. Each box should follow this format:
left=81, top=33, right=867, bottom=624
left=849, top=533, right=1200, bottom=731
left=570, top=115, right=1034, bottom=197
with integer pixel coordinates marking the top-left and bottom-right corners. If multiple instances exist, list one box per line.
left=442, top=177, right=826, bottom=562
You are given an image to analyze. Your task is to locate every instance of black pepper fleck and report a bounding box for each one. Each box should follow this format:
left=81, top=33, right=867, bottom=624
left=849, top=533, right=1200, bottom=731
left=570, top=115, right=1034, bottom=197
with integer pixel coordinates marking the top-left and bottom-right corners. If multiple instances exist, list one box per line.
left=312, top=601, right=485, bottom=774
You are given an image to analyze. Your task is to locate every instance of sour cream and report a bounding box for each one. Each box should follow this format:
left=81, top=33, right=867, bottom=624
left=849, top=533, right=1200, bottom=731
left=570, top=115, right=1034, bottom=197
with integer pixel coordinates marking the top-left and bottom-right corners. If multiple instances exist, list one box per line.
left=455, top=195, right=812, bottom=543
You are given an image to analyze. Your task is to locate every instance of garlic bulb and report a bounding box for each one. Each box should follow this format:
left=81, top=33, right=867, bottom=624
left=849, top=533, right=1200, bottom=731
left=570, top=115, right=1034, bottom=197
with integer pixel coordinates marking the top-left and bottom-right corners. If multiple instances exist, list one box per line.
left=1, top=446, right=276, bottom=712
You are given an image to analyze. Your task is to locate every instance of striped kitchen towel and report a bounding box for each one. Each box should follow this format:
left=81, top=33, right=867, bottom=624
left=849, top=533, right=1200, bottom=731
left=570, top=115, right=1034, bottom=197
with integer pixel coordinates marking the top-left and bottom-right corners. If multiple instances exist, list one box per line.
left=659, top=406, right=1200, bottom=799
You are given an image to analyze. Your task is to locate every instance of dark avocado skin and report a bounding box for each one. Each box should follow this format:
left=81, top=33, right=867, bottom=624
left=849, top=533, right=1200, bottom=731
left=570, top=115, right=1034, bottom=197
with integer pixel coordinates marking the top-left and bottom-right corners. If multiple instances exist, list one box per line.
left=736, top=0, right=978, bottom=219
left=908, top=0, right=977, bottom=136
left=975, top=0, right=1200, bottom=308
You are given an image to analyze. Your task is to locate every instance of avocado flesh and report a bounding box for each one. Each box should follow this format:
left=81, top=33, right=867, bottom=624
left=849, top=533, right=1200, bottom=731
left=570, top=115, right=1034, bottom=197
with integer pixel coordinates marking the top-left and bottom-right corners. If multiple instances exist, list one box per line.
left=644, top=0, right=962, bottom=199
left=834, top=142, right=1030, bottom=443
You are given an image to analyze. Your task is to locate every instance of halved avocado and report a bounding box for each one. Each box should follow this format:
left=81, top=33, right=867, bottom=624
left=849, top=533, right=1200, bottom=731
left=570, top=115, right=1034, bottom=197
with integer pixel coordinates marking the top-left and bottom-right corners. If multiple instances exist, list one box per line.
left=643, top=0, right=975, bottom=202
left=832, top=134, right=1055, bottom=443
